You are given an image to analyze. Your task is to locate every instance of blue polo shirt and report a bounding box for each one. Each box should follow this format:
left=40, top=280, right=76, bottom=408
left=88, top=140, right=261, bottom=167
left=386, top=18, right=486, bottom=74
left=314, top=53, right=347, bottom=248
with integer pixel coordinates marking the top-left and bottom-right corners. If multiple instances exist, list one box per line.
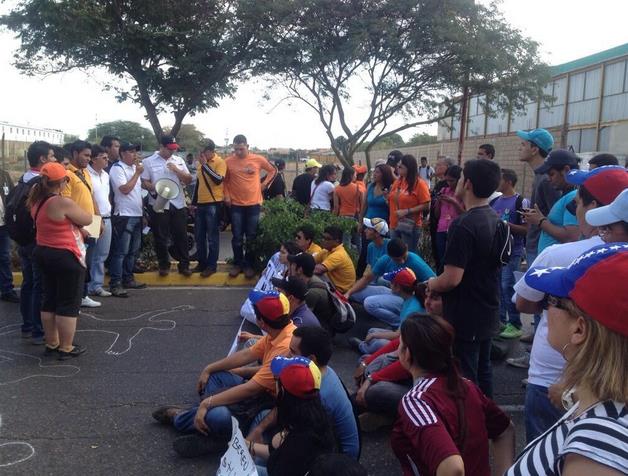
left=537, top=189, right=578, bottom=253
left=371, top=252, right=435, bottom=282
left=366, top=238, right=390, bottom=269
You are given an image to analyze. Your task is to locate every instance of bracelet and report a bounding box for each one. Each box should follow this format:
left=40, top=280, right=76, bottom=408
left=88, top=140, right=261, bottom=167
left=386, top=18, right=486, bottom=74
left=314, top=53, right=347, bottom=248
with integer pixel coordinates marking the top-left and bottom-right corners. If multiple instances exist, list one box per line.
left=539, top=217, right=547, bottom=227
left=249, top=440, right=256, bottom=457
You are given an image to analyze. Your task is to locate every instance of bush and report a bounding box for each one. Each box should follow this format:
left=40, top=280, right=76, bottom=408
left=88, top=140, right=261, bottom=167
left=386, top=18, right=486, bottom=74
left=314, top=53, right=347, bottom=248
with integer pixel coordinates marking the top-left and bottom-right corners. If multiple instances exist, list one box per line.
left=249, top=198, right=357, bottom=271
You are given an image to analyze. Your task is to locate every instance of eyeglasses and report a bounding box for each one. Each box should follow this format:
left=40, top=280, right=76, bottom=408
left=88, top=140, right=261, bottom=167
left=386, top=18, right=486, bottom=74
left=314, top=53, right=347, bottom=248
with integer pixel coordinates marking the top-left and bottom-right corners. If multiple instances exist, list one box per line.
left=545, top=294, right=567, bottom=310
left=295, top=234, right=304, bottom=240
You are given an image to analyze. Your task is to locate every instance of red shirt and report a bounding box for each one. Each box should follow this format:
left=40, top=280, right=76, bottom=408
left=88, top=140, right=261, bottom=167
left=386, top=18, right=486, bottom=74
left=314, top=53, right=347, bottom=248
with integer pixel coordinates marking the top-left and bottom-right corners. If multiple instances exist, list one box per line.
left=391, top=376, right=510, bottom=476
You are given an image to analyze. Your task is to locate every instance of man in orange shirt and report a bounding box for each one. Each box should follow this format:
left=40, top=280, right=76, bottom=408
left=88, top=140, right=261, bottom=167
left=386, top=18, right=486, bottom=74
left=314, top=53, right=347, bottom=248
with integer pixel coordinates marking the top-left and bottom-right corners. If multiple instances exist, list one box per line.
left=224, top=134, right=277, bottom=278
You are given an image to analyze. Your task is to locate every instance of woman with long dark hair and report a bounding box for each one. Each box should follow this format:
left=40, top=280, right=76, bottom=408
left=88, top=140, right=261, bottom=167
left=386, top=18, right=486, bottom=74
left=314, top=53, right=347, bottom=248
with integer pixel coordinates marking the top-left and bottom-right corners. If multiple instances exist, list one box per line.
left=309, top=164, right=337, bottom=211
left=388, top=155, right=430, bottom=253
left=433, top=165, right=464, bottom=271
left=393, top=314, right=514, bottom=475
left=333, top=167, right=361, bottom=218
left=28, top=162, right=92, bottom=360
left=247, top=356, right=336, bottom=476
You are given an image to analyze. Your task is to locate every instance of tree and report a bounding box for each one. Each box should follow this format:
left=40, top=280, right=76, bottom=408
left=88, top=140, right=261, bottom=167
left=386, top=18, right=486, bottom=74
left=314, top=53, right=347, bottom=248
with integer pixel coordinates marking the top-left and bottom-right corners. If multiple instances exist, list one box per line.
left=63, top=133, right=79, bottom=144
left=406, top=132, right=437, bottom=147
left=166, top=124, right=206, bottom=153
left=263, top=0, right=548, bottom=168
left=2, top=0, right=274, bottom=140
left=86, top=120, right=157, bottom=150
left=357, top=133, right=404, bottom=151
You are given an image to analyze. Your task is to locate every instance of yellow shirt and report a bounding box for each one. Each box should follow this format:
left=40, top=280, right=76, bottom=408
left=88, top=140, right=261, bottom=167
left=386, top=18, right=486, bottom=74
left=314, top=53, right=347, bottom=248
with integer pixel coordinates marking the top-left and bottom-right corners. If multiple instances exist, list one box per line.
left=196, top=154, right=226, bottom=203
left=307, top=242, right=323, bottom=257
left=317, top=244, right=356, bottom=293
left=62, top=164, right=95, bottom=214
left=249, top=321, right=296, bottom=395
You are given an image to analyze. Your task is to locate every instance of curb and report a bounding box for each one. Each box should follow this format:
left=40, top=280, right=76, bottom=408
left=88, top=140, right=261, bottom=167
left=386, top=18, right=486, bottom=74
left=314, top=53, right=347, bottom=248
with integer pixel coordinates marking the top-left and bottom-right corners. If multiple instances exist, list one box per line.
left=11, top=272, right=258, bottom=288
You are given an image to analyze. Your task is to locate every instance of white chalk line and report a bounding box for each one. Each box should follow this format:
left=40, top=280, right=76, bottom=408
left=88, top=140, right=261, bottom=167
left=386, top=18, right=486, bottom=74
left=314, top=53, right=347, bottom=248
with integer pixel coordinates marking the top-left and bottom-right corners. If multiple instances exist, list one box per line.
left=0, top=323, right=21, bottom=337
left=0, top=349, right=80, bottom=385
left=0, top=415, right=36, bottom=468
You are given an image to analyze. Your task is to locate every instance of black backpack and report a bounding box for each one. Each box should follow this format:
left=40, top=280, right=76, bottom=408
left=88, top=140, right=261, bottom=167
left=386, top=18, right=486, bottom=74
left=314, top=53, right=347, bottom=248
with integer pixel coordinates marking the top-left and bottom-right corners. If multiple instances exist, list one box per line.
left=5, top=175, right=42, bottom=246
left=308, top=280, right=357, bottom=333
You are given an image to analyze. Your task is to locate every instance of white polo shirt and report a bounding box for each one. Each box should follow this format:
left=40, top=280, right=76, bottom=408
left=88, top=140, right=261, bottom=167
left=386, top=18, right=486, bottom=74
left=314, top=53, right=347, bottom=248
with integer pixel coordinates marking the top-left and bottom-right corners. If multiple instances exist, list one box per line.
left=87, top=165, right=112, bottom=217
left=109, top=161, right=143, bottom=217
left=141, top=152, right=187, bottom=210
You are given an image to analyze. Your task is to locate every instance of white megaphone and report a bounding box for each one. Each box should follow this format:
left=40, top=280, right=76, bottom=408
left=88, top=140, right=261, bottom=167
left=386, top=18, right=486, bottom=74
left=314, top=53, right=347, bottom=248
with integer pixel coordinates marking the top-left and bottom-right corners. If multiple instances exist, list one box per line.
left=153, top=178, right=180, bottom=213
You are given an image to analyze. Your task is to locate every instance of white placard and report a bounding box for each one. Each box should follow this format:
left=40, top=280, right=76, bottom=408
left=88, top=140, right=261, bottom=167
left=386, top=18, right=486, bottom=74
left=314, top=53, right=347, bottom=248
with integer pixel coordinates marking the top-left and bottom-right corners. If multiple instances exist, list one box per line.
left=216, top=417, right=258, bottom=476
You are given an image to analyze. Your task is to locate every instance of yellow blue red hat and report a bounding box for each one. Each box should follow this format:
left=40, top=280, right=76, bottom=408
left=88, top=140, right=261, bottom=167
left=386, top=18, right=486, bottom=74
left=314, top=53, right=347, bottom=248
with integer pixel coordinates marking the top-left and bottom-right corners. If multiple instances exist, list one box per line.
left=383, top=267, right=417, bottom=288
left=271, top=356, right=322, bottom=398
left=248, top=290, right=290, bottom=321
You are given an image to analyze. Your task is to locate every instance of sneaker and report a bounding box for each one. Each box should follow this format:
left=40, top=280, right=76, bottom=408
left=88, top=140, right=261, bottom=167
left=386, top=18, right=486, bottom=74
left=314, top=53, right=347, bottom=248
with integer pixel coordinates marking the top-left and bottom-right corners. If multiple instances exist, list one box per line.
left=158, top=268, right=170, bottom=277
left=122, top=280, right=147, bottom=289
left=110, top=286, right=129, bottom=298
left=1, top=291, right=20, bottom=303
left=31, top=335, right=45, bottom=345
left=58, top=344, right=87, bottom=360
left=506, top=354, right=530, bottom=369
left=228, top=265, right=241, bottom=278
left=243, top=268, right=256, bottom=279
left=151, top=406, right=182, bottom=426
left=44, top=344, right=59, bottom=356
left=358, top=412, right=395, bottom=432
left=200, top=269, right=216, bottom=278
left=520, top=332, right=535, bottom=344
left=172, top=434, right=228, bottom=458
left=81, top=296, right=102, bottom=308
left=499, top=323, right=523, bottom=339
left=90, top=288, right=112, bottom=297
left=178, top=267, right=192, bottom=277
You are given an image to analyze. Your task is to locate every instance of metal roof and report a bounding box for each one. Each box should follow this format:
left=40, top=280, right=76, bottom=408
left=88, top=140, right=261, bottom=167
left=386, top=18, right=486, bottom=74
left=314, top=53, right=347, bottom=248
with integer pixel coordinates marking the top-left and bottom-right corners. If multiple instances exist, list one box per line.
left=551, top=43, right=628, bottom=76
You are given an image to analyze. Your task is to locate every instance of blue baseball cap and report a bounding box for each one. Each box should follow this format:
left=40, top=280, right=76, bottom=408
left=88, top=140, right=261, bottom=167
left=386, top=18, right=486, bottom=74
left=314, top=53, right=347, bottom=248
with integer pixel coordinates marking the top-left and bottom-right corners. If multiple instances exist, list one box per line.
left=516, top=128, right=554, bottom=154
left=524, top=243, right=628, bottom=337
left=535, top=149, right=580, bottom=174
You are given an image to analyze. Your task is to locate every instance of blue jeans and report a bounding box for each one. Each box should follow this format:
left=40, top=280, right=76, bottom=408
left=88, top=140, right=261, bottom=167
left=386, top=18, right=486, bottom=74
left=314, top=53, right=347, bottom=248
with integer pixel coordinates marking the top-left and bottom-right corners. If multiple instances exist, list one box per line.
left=391, top=225, right=420, bottom=254
left=109, top=216, right=142, bottom=288
left=500, top=254, right=522, bottom=328
left=524, top=383, right=564, bottom=443
left=87, top=218, right=112, bottom=293
left=230, top=204, right=261, bottom=269
left=0, top=226, right=14, bottom=294
left=174, top=371, right=245, bottom=437
left=18, top=244, right=43, bottom=338
left=349, top=285, right=391, bottom=305
left=363, top=293, right=404, bottom=327
left=454, top=338, right=493, bottom=398
left=195, top=203, right=222, bottom=271
left=526, top=250, right=541, bottom=330
left=435, top=231, right=448, bottom=273
left=358, top=328, right=391, bottom=354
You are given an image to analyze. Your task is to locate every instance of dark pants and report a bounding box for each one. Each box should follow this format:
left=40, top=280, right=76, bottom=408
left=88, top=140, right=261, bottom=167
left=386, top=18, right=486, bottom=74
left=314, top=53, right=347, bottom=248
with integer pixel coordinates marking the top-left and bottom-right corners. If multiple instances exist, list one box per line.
left=454, top=337, right=493, bottom=398
left=434, top=231, right=448, bottom=273
left=0, top=226, right=14, bottom=295
left=149, top=206, right=189, bottom=270
left=109, top=216, right=142, bottom=287
left=18, top=243, right=44, bottom=338
left=230, top=204, right=261, bottom=269
left=356, top=232, right=370, bottom=278
left=195, top=203, right=222, bottom=272
left=364, top=353, right=412, bottom=416
left=83, top=237, right=96, bottom=298
left=524, top=383, right=564, bottom=443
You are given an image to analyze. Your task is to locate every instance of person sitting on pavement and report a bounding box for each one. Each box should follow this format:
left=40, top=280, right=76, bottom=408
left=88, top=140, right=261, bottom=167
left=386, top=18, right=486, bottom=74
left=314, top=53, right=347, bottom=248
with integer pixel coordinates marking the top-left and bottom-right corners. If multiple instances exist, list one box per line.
left=247, top=326, right=360, bottom=459
left=307, top=453, right=367, bottom=476
left=240, top=240, right=301, bottom=325
left=152, top=290, right=296, bottom=458
left=246, top=356, right=336, bottom=476
left=313, top=225, right=356, bottom=294
left=287, top=252, right=335, bottom=332
left=506, top=244, right=628, bottom=476
left=345, top=238, right=434, bottom=328
left=393, top=313, right=515, bottom=476
left=293, top=223, right=322, bottom=256
left=349, top=267, right=424, bottom=355
left=360, top=217, right=390, bottom=282
left=352, top=286, right=441, bottom=432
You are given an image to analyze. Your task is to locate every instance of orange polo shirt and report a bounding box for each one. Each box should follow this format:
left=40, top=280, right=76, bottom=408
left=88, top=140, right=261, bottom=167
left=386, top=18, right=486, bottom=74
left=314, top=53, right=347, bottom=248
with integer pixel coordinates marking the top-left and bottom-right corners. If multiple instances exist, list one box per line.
left=224, top=153, right=277, bottom=206
left=389, top=178, right=430, bottom=228
left=335, top=183, right=362, bottom=217
left=249, top=321, right=296, bottom=395
left=62, top=164, right=95, bottom=214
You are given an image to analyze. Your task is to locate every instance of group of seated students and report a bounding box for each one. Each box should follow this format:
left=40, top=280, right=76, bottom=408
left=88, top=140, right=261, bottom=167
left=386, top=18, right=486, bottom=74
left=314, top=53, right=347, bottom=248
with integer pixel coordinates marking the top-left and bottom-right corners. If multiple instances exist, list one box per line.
left=151, top=211, right=628, bottom=475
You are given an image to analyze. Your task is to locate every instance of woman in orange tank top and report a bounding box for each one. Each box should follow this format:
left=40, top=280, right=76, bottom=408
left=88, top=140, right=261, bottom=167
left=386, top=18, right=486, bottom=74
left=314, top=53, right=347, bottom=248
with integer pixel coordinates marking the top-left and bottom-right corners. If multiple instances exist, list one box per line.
left=28, top=162, right=92, bottom=361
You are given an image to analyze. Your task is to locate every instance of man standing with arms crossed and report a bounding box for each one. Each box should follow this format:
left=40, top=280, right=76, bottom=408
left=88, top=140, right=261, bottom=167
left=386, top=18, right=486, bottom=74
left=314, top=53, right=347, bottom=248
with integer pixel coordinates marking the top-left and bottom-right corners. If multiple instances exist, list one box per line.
left=224, top=135, right=276, bottom=279
left=108, top=142, right=146, bottom=297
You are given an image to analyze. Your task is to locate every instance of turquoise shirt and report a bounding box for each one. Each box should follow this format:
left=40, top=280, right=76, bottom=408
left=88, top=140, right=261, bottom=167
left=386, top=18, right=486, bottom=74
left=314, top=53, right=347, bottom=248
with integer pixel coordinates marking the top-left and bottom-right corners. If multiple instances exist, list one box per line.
left=366, top=238, right=390, bottom=269
left=400, top=296, right=424, bottom=324
left=372, top=252, right=435, bottom=282
left=538, top=189, right=578, bottom=253
left=365, top=183, right=389, bottom=220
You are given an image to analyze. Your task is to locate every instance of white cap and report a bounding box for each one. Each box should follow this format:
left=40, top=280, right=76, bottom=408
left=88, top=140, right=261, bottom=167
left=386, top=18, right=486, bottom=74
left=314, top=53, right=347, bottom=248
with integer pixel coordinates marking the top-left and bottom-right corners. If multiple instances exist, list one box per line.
left=586, top=188, right=628, bottom=226
left=363, top=217, right=389, bottom=236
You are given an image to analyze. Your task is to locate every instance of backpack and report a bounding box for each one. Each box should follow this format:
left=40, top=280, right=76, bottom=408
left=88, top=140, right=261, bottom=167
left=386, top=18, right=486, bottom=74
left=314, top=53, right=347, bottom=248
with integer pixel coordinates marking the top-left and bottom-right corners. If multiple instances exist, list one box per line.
left=491, top=218, right=513, bottom=266
left=309, top=280, right=356, bottom=333
left=5, top=175, right=42, bottom=246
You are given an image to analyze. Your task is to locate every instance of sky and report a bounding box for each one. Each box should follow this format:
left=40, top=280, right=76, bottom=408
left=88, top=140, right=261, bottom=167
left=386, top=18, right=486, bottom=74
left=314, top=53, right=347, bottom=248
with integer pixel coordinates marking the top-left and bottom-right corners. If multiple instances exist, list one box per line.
left=1, top=0, right=628, bottom=150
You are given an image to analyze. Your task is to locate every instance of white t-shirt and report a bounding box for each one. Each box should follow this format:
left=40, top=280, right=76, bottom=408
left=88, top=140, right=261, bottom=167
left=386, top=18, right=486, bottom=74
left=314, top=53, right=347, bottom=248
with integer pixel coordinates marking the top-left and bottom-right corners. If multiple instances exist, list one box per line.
left=109, top=161, right=143, bottom=217
left=514, top=236, right=603, bottom=388
left=87, top=165, right=112, bottom=217
left=141, top=152, right=188, bottom=210
left=310, top=180, right=335, bottom=210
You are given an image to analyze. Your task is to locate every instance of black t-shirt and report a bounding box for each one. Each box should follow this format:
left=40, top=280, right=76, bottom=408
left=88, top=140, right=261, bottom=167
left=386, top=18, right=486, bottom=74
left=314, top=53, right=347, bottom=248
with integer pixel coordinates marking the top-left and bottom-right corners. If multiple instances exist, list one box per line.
left=292, top=173, right=315, bottom=205
left=265, top=171, right=286, bottom=199
left=442, top=205, right=501, bottom=341
left=267, top=430, right=334, bottom=476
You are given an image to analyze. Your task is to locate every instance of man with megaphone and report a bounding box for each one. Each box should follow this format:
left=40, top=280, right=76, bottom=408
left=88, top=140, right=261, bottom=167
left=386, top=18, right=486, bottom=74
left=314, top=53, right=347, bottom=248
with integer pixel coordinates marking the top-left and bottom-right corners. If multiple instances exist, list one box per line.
left=141, top=135, right=193, bottom=277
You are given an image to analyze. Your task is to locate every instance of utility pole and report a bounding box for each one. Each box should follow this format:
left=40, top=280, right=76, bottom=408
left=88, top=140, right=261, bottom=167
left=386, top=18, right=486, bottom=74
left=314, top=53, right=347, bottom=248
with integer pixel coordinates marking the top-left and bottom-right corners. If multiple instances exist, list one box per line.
left=457, top=84, right=469, bottom=166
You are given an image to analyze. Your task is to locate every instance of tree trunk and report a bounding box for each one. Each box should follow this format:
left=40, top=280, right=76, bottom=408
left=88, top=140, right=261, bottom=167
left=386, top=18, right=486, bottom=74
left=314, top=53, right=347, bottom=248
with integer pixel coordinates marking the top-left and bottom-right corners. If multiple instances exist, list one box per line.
left=135, top=81, right=163, bottom=141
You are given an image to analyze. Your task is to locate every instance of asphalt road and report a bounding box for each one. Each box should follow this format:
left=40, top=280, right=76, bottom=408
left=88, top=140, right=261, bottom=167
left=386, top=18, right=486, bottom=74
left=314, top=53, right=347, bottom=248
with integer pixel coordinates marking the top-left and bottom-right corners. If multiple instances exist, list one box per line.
left=0, top=289, right=529, bottom=475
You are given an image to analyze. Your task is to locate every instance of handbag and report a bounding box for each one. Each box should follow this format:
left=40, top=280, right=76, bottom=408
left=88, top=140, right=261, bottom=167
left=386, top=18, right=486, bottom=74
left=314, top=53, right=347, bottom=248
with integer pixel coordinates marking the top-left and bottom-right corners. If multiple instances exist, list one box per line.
left=394, top=181, right=417, bottom=234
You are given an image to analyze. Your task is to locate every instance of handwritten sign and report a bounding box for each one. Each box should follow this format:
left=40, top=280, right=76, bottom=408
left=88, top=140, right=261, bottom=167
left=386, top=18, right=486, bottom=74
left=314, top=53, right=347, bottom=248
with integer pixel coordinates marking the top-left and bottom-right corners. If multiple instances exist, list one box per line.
left=216, top=417, right=258, bottom=476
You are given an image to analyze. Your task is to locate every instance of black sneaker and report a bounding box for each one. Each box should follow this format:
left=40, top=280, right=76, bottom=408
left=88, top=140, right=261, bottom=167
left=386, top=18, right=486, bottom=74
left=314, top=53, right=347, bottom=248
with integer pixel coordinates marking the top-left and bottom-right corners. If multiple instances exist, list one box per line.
left=110, top=286, right=129, bottom=298
left=151, top=406, right=181, bottom=426
left=172, top=434, right=229, bottom=458
left=58, top=344, right=87, bottom=361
